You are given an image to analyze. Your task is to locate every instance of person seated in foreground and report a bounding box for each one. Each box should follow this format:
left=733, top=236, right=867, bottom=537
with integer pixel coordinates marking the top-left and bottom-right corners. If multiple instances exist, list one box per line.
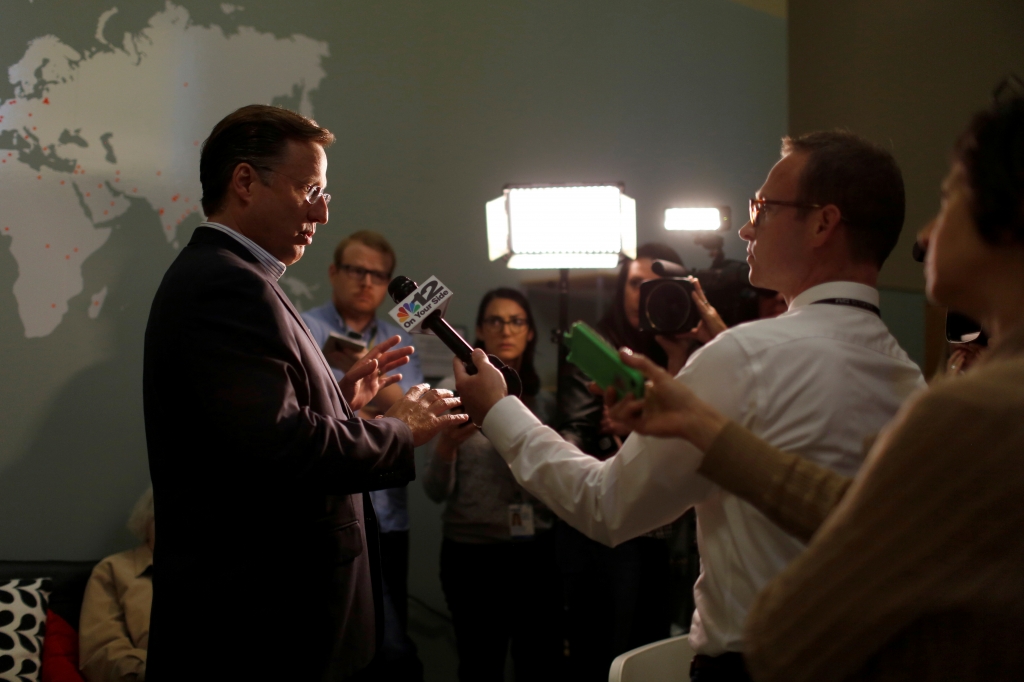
left=79, top=488, right=154, bottom=682
left=598, top=91, right=1024, bottom=681
left=455, top=130, right=926, bottom=682
left=423, top=288, right=563, bottom=682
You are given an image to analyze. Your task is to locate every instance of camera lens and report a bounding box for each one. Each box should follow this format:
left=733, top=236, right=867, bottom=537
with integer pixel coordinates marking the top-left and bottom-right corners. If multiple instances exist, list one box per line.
left=645, top=280, right=693, bottom=334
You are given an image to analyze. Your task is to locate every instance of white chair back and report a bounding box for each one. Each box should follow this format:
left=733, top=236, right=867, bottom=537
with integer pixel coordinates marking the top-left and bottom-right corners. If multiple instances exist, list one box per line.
left=608, top=634, right=695, bottom=682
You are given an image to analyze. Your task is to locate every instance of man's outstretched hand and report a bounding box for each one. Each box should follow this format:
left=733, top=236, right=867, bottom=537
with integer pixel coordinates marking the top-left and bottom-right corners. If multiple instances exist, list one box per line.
left=452, top=349, right=508, bottom=426
left=339, top=335, right=413, bottom=412
left=385, top=384, right=469, bottom=446
left=602, top=349, right=728, bottom=452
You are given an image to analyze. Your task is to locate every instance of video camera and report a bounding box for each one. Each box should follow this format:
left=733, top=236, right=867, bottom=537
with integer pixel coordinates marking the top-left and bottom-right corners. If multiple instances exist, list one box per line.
left=639, top=258, right=760, bottom=335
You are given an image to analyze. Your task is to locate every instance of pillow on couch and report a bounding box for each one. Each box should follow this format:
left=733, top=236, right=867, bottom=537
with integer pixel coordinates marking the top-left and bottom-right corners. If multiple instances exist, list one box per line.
left=0, top=578, right=51, bottom=682
left=39, top=611, right=82, bottom=682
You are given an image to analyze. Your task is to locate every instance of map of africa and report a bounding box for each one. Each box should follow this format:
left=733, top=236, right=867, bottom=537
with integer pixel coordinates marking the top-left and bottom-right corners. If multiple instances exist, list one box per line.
left=0, top=2, right=327, bottom=337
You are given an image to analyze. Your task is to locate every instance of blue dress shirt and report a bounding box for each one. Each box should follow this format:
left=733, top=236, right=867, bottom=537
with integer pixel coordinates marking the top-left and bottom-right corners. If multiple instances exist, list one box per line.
left=302, top=300, right=424, bottom=533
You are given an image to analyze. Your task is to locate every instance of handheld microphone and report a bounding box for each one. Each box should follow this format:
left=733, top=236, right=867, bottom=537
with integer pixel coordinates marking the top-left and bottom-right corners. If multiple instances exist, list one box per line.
left=388, top=276, right=522, bottom=398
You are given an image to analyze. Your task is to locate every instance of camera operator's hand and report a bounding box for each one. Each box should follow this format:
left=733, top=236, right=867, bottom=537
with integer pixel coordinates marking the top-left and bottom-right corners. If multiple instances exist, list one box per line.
left=654, top=334, right=699, bottom=375
left=683, top=278, right=728, bottom=344
left=453, top=349, right=508, bottom=425
left=338, top=335, right=413, bottom=412
left=385, top=384, right=468, bottom=446
left=603, top=348, right=728, bottom=452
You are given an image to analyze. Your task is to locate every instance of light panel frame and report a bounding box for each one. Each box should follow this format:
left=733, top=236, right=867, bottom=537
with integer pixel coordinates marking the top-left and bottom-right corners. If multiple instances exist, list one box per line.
left=486, top=183, right=637, bottom=269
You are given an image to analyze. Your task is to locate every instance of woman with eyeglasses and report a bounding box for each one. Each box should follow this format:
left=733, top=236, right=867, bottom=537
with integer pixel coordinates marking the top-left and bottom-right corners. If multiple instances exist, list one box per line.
left=423, top=288, right=563, bottom=682
left=605, top=90, right=1024, bottom=681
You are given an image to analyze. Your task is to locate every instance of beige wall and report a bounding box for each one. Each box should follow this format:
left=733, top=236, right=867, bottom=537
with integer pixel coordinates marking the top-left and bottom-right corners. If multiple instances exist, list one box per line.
left=789, top=0, right=1024, bottom=291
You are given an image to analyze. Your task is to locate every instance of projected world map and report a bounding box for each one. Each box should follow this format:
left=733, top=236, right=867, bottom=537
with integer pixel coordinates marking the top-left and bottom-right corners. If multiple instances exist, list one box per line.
left=0, top=3, right=327, bottom=337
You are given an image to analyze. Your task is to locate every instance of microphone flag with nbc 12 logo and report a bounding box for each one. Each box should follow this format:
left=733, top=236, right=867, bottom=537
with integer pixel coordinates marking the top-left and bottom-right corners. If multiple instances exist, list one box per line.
left=388, top=275, right=454, bottom=334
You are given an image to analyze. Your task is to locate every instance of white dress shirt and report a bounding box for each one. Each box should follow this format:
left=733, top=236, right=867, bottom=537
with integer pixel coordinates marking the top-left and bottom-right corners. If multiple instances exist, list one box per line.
left=481, top=281, right=925, bottom=656
left=202, top=221, right=286, bottom=280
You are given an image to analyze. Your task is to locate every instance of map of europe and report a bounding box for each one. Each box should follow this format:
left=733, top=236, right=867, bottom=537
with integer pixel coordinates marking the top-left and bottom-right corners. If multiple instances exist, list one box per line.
left=0, top=2, right=327, bottom=337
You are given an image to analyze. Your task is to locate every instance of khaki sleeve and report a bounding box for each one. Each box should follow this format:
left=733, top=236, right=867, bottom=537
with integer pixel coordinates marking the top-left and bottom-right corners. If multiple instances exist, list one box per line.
left=79, top=560, right=147, bottom=682
left=698, top=421, right=853, bottom=543
left=743, top=380, right=1024, bottom=682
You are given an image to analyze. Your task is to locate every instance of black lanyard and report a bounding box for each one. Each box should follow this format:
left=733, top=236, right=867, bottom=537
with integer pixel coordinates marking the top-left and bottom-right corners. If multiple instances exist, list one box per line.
left=811, top=298, right=881, bottom=317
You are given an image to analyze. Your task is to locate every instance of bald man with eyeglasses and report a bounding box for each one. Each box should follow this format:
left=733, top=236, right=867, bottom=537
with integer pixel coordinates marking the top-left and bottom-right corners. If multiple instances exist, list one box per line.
left=455, top=130, right=925, bottom=682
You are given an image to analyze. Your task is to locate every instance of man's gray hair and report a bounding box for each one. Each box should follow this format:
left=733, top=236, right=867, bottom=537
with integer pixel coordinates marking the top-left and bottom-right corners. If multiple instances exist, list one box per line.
left=126, top=486, right=154, bottom=542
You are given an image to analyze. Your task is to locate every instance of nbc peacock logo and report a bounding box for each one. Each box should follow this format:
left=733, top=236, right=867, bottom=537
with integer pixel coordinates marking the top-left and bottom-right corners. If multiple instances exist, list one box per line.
left=396, top=301, right=421, bottom=321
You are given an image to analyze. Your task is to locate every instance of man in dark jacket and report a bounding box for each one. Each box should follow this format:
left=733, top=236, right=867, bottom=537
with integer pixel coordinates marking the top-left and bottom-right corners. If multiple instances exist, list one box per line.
left=143, top=105, right=465, bottom=681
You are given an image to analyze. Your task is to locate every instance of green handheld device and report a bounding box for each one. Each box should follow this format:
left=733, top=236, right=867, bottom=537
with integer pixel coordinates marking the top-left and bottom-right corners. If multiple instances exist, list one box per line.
left=564, top=322, right=645, bottom=399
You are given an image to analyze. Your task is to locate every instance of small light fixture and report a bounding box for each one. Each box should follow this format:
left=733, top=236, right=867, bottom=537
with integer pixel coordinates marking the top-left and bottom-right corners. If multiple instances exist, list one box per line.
left=664, top=207, right=728, bottom=231
left=486, top=184, right=637, bottom=269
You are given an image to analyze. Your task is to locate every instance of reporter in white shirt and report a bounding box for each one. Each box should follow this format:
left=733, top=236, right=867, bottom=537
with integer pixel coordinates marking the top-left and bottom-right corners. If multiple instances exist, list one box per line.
left=455, top=131, right=926, bottom=679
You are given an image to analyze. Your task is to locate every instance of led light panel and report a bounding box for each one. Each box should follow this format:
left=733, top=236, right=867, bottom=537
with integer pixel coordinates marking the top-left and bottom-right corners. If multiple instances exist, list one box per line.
left=664, top=207, right=722, bottom=231
left=485, top=184, right=636, bottom=269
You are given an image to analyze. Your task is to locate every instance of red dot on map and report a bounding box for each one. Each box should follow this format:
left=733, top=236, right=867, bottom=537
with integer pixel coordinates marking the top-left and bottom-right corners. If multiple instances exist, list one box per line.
left=98, top=183, right=102, bottom=188
left=43, top=98, right=49, bottom=105
left=8, top=153, right=13, bottom=157
left=36, top=175, right=41, bottom=180
left=59, top=180, right=64, bottom=185
left=32, top=127, right=36, bottom=131
left=93, top=301, right=98, bottom=306
left=103, top=210, right=108, bottom=215
left=65, top=254, right=70, bottom=259
left=132, top=188, right=137, bottom=193
left=8, top=100, right=15, bottom=104
left=193, top=141, right=198, bottom=146
left=76, top=164, right=81, bottom=168
left=115, top=178, right=119, bottom=182
left=85, top=192, right=90, bottom=197
left=158, top=208, right=164, bottom=215
left=45, top=244, right=49, bottom=248
left=73, top=170, right=77, bottom=174
left=2, top=160, right=5, bottom=164
left=110, top=201, right=115, bottom=206
left=3, top=227, right=8, bottom=232
left=183, top=82, right=188, bottom=87
left=115, top=170, right=120, bottom=175
left=73, top=247, right=78, bottom=252
left=42, top=147, right=47, bottom=152
left=165, top=225, right=171, bottom=230
left=51, top=303, right=56, bottom=308
left=24, top=135, right=29, bottom=140
left=172, top=194, right=179, bottom=202
left=156, top=171, right=161, bottom=176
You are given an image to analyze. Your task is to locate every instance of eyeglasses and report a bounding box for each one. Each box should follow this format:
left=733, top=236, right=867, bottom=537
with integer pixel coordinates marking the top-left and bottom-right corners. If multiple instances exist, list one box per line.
left=480, top=316, right=529, bottom=333
left=337, top=263, right=390, bottom=286
left=748, top=197, right=823, bottom=227
left=258, top=167, right=331, bottom=205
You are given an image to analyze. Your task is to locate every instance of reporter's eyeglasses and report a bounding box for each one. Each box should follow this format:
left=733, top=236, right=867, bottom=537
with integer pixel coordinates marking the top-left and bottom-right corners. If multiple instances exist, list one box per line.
left=480, top=316, right=529, bottom=333
left=748, top=197, right=823, bottom=227
left=338, top=263, right=390, bottom=286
